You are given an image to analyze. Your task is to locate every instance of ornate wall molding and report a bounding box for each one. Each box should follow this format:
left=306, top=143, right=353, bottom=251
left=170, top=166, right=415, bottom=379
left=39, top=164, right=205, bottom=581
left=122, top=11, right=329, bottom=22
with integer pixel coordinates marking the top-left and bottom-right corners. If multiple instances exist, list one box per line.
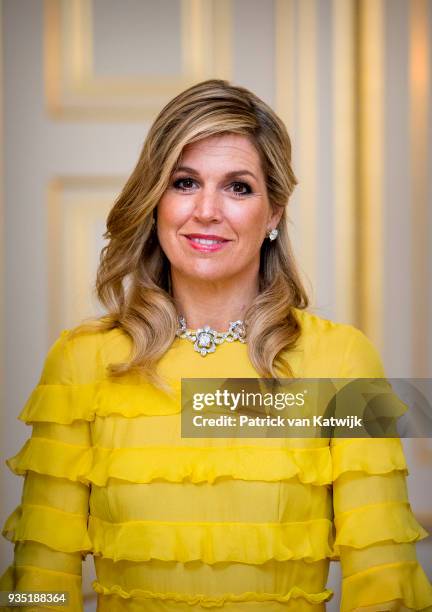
left=44, top=0, right=232, bottom=120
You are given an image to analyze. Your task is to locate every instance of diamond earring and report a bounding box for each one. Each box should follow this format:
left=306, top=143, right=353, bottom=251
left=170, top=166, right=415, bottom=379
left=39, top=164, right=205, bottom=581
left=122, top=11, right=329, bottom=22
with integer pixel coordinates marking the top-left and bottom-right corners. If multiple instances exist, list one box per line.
left=267, top=228, right=278, bottom=241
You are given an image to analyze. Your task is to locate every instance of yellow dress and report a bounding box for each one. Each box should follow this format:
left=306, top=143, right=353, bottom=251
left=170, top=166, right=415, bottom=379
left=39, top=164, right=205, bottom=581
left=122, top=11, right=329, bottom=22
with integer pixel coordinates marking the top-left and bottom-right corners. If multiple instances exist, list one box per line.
left=1, top=308, right=432, bottom=611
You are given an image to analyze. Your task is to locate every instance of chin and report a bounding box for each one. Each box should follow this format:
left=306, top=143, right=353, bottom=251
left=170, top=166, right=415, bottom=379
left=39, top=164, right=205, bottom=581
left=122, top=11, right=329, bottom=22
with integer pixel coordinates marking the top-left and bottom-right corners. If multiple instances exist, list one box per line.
left=176, top=264, right=232, bottom=283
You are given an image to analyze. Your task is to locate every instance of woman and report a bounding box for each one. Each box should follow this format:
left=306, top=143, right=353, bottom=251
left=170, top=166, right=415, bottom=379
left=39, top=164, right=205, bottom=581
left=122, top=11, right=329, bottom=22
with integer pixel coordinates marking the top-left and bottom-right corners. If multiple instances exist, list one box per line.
left=1, top=79, right=431, bottom=611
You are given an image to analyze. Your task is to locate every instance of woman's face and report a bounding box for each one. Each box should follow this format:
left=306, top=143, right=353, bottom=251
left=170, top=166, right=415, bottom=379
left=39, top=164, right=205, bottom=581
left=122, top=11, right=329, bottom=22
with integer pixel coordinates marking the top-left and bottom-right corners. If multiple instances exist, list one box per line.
left=156, top=133, right=283, bottom=285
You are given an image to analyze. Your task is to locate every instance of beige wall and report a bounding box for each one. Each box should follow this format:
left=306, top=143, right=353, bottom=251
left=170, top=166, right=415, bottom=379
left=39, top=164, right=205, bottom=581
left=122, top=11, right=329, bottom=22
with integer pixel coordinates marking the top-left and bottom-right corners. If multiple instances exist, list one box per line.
left=1, top=1, right=431, bottom=610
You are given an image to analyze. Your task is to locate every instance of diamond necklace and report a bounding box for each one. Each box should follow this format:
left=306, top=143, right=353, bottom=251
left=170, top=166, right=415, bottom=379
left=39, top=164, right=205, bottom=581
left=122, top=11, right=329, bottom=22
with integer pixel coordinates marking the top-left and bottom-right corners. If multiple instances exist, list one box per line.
left=176, top=315, right=247, bottom=356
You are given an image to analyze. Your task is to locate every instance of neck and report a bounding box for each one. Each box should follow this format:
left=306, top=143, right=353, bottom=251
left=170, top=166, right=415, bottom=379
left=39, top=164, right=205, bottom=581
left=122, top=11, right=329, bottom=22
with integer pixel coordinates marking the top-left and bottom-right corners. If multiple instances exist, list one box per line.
left=171, top=269, right=259, bottom=332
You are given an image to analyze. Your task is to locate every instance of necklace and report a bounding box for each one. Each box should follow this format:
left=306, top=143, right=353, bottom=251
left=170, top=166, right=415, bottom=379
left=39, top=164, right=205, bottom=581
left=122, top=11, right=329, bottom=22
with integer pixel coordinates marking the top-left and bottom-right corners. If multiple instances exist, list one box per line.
left=176, top=315, right=247, bottom=356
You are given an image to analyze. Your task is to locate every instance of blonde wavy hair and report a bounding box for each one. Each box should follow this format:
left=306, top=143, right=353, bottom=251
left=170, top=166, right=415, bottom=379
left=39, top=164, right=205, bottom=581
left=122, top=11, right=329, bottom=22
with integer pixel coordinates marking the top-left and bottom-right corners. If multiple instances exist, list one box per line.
left=69, top=79, right=309, bottom=392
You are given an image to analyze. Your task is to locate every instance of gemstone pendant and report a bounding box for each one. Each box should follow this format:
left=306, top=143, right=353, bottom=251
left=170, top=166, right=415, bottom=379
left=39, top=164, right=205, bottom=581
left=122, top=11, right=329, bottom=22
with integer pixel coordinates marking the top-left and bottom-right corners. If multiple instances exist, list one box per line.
left=176, top=315, right=246, bottom=356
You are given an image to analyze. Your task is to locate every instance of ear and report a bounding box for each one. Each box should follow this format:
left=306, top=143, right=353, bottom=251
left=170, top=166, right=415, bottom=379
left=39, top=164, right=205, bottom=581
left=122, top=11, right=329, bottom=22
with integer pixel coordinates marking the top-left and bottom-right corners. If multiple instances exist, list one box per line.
left=267, top=204, right=284, bottom=229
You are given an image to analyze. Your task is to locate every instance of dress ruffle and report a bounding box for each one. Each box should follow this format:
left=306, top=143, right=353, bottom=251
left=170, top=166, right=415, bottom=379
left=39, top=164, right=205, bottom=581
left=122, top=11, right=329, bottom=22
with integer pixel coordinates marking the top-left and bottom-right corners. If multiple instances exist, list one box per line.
left=0, top=564, right=14, bottom=591
left=340, top=560, right=432, bottom=611
left=7, top=437, right=333, bottom=486
left=18, top=381, right=182, bottom=424
left=331, top=439, right=408, bottom=480
left=333, top=501, right=429, bottom=552
left=2, top=503, right=92, bottom=553
left=85, top=445, right=332, bottom=486
left=19, top=384, right=95, bottom=423
left=2, top=503, right=337, bottom=568
left=0, top=564, right=83, bottom=612
left=92, top=581, right=334, bottom=607
left=6, top=437, right=92, bottom=482
left=88, top=515, right=335, bottom=564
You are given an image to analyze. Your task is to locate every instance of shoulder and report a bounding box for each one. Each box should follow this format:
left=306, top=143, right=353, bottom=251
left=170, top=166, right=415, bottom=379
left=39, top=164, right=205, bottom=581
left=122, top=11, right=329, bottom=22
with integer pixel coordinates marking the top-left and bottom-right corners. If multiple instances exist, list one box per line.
left=292, top=307, right=365, bottom=347
left=41, top=325, right=131, bottom=385
left=291, top=308, right=386, bottom=377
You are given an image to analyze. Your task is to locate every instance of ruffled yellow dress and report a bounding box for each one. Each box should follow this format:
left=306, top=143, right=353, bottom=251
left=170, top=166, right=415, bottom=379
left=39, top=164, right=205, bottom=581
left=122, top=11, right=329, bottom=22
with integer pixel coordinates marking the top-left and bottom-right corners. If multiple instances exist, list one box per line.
left=1, top=308, right=432, bottom=611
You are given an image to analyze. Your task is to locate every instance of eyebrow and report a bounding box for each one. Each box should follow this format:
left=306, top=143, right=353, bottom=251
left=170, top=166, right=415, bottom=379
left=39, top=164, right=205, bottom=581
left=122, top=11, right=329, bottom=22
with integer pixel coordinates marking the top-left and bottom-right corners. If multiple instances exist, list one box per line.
left=173, top=165, right=258, bottom=181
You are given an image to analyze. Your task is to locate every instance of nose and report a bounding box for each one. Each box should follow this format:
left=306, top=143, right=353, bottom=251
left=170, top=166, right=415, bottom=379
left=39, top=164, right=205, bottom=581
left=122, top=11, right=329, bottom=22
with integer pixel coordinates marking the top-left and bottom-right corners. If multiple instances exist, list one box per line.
left=191, top=186, right=223, bottom=223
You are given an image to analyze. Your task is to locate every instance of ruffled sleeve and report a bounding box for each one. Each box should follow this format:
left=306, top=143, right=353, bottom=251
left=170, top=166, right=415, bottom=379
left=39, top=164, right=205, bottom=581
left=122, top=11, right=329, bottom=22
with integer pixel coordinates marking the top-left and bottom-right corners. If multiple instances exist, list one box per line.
left=0, top=330, right=92, bottom=611
left=331, top=326, right=432, bottom=611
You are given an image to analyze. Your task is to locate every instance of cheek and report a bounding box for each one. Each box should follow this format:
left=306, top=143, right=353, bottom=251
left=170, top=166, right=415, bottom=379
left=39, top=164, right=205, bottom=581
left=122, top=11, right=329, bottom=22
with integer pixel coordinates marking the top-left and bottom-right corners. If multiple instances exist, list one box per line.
left=157, top=195, right=188, bottom=230
left=230, top=206, right=268, bottom=237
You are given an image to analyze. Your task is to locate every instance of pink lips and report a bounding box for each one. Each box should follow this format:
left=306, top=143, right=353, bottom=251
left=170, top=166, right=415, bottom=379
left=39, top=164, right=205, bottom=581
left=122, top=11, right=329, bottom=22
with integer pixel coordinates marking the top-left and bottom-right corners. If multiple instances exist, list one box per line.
left=184, top=233, right=230, bottom=253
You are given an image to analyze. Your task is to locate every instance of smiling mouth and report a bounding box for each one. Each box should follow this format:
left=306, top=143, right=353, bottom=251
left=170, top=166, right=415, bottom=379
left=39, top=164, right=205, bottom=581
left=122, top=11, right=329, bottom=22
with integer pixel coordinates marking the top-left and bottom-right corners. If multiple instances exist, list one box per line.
left=183, top=234, right=231, bottom=252
left=188, top=237, right=226, bottom=245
